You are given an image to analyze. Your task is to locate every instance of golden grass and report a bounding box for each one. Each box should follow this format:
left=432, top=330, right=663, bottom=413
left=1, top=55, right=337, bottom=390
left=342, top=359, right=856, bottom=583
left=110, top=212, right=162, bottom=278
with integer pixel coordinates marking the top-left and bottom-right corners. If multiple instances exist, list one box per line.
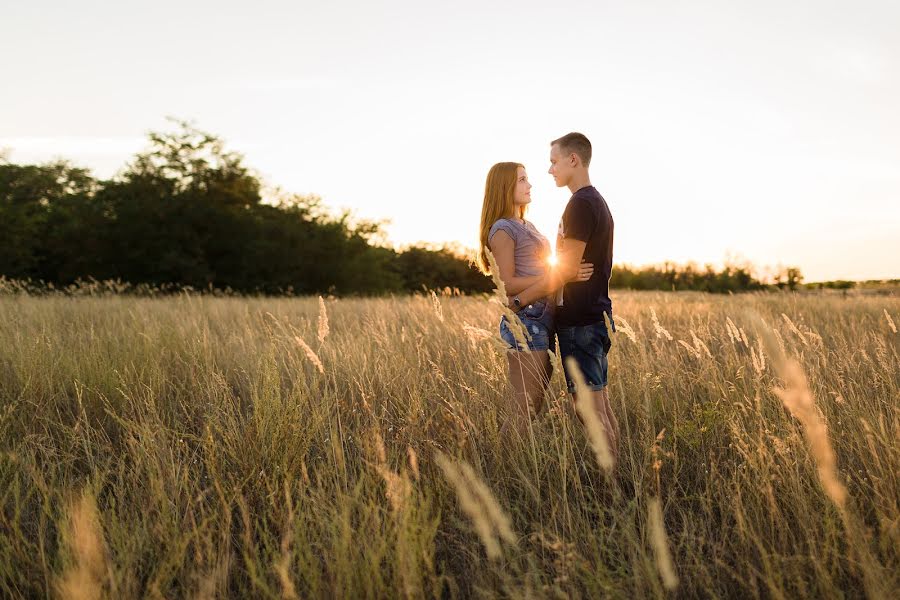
left=0, top=289, right=897, bottom=598
left=317, top=296, right=330, bottom=344
left=55, top=490, right=108, bottom=600
left=648, top=497, right=678, bottom=591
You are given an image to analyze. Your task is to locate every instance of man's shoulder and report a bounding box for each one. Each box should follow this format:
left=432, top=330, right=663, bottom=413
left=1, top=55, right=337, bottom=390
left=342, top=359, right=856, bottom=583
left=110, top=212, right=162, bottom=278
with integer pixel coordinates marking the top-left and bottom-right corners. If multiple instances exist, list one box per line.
left=577, top=187, right=613, bottom=219
left=565, top=188, right=601, bottom=216
left=573, top=185, right=601, bottom=197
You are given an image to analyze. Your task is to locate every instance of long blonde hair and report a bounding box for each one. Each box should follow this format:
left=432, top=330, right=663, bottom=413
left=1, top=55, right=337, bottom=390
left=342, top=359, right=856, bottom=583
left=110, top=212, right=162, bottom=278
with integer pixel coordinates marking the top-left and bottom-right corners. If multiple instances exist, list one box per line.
left=477, top=162, right=525, bottom=274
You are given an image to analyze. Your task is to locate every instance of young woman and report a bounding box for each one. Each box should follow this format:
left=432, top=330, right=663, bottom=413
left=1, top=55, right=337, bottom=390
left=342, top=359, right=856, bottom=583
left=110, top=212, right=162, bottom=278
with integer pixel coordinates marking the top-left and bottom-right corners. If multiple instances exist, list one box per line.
left=477, top=162, right=593, bottom=429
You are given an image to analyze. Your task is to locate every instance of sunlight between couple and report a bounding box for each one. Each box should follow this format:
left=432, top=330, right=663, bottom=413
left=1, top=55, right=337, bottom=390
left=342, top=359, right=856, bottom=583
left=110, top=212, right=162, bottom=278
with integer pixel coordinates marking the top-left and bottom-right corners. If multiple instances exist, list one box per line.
left=477, top=132, right=618, bottom=461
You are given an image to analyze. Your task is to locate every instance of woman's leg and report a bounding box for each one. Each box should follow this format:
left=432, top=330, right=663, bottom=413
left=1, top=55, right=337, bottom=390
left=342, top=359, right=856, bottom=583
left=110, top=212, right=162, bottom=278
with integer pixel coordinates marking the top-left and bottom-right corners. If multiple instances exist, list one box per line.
left=506, top=349, right=551, bottom=426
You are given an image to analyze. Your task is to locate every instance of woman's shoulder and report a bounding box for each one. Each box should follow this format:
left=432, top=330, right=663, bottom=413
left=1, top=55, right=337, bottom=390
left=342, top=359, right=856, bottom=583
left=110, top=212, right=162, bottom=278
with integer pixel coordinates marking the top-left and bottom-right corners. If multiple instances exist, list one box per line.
left=489, top=218, right=519, bottom=240
left=491, top=217, right=517, bottom=228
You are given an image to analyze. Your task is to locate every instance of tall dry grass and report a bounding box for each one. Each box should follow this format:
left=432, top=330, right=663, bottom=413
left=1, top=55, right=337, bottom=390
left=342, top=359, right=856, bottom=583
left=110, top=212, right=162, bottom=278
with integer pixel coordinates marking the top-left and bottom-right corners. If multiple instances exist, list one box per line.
left=0, top=288, right=897, bottom=598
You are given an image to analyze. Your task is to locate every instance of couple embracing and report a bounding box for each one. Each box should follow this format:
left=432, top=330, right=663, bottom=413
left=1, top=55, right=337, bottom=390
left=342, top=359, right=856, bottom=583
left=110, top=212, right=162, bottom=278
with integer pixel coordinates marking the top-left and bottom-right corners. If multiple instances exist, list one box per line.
left=477, top=132, right=619, bottom=461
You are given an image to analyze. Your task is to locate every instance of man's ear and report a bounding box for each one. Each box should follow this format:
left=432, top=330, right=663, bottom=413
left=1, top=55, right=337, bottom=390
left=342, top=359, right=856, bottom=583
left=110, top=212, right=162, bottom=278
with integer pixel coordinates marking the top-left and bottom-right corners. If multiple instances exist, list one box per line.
left=569, top=153, right=579, bottom=167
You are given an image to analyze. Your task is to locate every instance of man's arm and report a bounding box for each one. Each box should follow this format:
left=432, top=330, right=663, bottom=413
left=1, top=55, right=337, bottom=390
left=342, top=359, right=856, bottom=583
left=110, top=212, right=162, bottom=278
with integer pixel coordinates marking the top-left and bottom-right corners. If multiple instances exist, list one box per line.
left=513, top=237, right=587, bottom=307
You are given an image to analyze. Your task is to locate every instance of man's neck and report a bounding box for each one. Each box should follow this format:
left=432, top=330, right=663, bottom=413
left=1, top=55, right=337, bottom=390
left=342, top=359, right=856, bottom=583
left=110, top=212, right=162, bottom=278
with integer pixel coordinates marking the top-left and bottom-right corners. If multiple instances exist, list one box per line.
left=567, top=172, right=592, bottom=194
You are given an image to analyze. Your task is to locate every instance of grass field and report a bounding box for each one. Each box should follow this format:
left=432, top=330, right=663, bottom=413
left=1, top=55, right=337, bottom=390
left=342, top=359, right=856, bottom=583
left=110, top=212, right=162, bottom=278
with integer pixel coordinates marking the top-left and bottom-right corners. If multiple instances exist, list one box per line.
left=0, top=289, right=897, bottom=599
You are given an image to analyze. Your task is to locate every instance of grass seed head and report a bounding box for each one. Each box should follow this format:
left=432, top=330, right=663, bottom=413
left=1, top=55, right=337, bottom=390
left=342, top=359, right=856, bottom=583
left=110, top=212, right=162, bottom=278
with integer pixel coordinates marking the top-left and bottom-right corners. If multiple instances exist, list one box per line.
left=317, top=296, right=330, bottom=343
left=651, top=308, right=673, bottom=341
left=294, top=335, right=324, bottom=374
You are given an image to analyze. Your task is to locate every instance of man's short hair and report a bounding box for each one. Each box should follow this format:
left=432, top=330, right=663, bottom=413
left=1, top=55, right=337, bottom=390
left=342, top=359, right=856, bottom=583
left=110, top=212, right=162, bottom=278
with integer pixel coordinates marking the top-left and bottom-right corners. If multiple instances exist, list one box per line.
left=551, top=132, right=592, bottom=167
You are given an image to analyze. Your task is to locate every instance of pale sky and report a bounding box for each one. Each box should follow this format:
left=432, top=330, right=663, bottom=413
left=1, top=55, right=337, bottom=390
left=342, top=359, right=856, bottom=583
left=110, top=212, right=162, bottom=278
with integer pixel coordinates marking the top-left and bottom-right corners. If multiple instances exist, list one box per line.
left=2, top=0, right=898, bottom=281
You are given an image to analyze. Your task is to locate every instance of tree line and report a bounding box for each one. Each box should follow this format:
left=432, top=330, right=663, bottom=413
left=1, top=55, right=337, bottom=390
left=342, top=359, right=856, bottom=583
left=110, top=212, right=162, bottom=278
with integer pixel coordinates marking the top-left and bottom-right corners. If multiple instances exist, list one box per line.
left=1, top=120, right=799, bottom=296
left=0, top=121, right=494, bottom=296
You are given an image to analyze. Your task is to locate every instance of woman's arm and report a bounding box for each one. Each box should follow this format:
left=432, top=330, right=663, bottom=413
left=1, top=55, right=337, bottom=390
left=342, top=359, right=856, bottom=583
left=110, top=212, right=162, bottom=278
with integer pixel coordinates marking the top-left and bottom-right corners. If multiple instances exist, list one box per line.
left=488, top=230, right=544, bottom=295
left=512, top=238, right=590, bottom=307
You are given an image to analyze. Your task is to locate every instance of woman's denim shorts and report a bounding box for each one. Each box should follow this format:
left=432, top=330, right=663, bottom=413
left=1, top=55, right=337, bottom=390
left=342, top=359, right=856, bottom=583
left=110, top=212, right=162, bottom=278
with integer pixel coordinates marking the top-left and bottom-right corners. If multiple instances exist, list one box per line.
left=499, top=299, right=556, bottom=352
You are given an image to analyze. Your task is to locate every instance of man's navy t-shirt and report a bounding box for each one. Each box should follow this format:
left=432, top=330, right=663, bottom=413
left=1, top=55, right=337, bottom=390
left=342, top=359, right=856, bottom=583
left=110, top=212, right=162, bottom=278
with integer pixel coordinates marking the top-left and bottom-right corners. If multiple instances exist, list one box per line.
left=555, top=185, right=614, bottom=327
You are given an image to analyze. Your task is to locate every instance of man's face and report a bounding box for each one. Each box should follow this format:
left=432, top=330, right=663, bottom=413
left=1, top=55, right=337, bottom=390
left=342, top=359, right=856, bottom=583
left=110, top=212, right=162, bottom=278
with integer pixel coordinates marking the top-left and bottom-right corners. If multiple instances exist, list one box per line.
left=548, top=144, right=575, bottom=188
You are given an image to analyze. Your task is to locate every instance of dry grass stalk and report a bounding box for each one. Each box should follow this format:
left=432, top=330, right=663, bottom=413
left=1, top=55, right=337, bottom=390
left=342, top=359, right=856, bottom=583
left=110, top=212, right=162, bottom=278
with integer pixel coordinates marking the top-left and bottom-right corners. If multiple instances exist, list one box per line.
left=488, top=336, right=514, bottom=354
left=690, top=330, right=712, bottom=359
left=565, top=357, right=614, bottom=472
left=317, top=296, right=329, bottom=343
left=613, top=315, right=638, bottom=343
left=274, top=483, right=299, bottom=600
left=651, top=308, right=673, bottom=341
left=724, top=318, right=736, bottom=345
left=750, top=335, right=767, bottom=375
left=56, top=490, right=108, bottom=600
left=725, top=317, right=742, bottom=346
left=372, top=428, right=410, bottom=514
left=781, top=313, right=809, bottom=345
left=293, top=335, right=324, bottom=374
left=884, top=309, right=897, bottom=334
left=373, top=429, right=388, bottom=466
left=772, top=359, right=847, bottom=509
left=548, top=347, right=562, bottom=378
left=458, top=461, right=516, bottom=546
left=502, top=308, right=532, bottom=351
left=651, top=429, right=668, bottom=496
left=753, top=336, right=766, bottom=373
left=407, top=446, right=420, bottom=481
left=435, top=453, right=515, bottom=560
left=430, top=290, right=445, bottom=322
left=463, top=324, right=493, bottom=347
left=530, top=532, right=581, bottom=586
left=648, top=498, right=679, bottom=591
left=378, top=466, right=412, bottom=514
left=678, top=339, right=701, bottom=359
left=484, top=247, right=508, bottom=302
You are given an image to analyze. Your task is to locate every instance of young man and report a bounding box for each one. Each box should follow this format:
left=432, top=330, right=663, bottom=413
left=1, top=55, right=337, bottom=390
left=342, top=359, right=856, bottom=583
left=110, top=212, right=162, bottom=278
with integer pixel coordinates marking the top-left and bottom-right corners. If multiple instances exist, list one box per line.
left=509, top=132, right=618, bottom=460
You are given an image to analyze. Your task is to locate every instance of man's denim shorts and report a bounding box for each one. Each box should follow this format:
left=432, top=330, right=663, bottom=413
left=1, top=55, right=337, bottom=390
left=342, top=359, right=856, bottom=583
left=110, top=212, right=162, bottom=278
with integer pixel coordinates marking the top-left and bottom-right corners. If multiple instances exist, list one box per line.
left=499, top=299, right=556, bottom=352
left=558, top=317, right=614, bottom=393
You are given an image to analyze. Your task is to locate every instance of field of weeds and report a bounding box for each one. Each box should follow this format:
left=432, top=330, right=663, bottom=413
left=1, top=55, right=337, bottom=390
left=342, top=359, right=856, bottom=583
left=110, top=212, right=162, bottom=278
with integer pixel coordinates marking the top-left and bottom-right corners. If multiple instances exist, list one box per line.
left=0, top=289, right=897, bottom=598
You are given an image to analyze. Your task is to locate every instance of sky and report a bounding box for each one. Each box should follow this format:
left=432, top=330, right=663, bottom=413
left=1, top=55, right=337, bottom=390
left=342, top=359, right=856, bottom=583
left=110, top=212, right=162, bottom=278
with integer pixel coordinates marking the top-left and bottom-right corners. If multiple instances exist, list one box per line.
left=2, top=0, right=898, bottom=281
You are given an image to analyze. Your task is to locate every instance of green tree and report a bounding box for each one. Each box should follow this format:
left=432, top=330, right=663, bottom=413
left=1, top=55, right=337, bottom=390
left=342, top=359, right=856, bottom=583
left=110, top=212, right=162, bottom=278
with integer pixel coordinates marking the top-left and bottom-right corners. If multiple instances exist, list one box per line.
left=786, top=267, right=804, bottom=291
left=0, top=159, right=99, bottom=281
left=392, top=245, right=492, bottom=293
left=102, top=119, right=264, bottom=288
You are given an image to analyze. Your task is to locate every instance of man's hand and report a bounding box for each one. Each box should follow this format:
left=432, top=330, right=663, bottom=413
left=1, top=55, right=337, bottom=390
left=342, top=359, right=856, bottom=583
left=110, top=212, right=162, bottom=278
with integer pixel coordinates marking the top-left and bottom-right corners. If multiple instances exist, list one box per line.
left=556, top=239, right=588, bottom=283
left=572, top=260, right=594, bottom=282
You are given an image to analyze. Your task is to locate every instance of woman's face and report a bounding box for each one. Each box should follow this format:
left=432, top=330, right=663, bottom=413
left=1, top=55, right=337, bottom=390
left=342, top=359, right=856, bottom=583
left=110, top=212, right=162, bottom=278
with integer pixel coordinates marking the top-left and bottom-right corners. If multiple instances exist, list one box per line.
left=513, top=166, right=532, bottom=208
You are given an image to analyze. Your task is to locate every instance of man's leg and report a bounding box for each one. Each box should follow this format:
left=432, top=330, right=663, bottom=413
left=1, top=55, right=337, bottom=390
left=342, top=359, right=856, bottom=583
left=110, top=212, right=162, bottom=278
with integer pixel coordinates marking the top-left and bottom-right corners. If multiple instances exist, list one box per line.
left=592, top=387, right=619, bottom=461
left=569, top=389, right=616, bottom=461
left=560, top=323, right=618, bottom=466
